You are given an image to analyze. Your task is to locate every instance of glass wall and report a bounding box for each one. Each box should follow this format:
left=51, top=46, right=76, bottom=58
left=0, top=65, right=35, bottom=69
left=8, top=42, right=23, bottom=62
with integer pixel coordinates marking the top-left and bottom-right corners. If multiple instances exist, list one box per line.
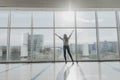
left=0, top=11, right=8, bottom=61
left=99, top=29, right=119, bottom=59
left=10, top=29, right=31, bottom=61
left=97, top=11, right=116, bottom=27
left=0, top=29, right=7, bottom=61
left=0, top=10, right=120, bottom=62
left=0, top=11, right=8, bottom=27
left=55, top=11, right=75, bottom=27
left=76, top=11, right=97, bottom=61
left=97, top=11, right=119, bottom=60
left=76, top=11, right=96, bottom=27
left=77, top=29, right=97, bottom=60
left=33, top=11, right=53, bottom=27
left=11, top=11, right=31, bottom=27
left=32, top=29, right=54, bottom=61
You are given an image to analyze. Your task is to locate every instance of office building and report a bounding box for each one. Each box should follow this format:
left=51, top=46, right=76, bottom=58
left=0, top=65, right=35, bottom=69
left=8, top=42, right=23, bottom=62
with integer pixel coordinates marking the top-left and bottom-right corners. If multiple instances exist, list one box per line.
left=21, top=33, right=43, bottom=59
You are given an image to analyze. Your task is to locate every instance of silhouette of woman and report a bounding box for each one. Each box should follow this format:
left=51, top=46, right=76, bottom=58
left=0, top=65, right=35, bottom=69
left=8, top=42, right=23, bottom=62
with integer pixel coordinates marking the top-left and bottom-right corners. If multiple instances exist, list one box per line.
left=55, top=30, right=74, bottom=63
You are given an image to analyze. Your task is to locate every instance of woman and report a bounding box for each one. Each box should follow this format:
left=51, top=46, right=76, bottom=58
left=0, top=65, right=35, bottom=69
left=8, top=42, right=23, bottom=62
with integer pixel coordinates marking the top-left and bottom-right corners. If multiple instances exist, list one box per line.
left=55, top=30, right=74, bottom=63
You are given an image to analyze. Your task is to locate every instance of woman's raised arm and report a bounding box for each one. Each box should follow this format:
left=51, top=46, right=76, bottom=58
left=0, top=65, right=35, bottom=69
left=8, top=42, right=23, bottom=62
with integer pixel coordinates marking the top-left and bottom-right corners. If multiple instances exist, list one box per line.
left=55, top=33, right=63, bottom=40
left=68, top=30, right=74, bottom=39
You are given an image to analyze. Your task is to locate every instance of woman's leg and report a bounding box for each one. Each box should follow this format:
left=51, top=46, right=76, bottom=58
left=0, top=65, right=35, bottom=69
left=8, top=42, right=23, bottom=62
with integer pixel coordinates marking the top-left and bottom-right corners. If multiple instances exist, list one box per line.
left=67, top=46, right=74, bottom=62
left=63, top=46, right=67, bottom=63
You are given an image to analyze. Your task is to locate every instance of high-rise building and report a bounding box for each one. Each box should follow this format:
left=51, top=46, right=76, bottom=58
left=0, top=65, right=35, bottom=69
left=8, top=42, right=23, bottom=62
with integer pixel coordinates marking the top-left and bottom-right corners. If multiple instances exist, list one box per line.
left=21, top=33, right=43, bottom=58
left=99, top=41, right=117, bottom=53
left=21, top=33, right=29, bottom=58
left=32, top=34, right=44, bottom=53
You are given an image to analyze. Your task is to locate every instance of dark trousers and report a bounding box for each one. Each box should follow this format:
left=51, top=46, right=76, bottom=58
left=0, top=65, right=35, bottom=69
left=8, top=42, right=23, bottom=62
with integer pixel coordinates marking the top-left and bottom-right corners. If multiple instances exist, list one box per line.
left=63, top=45, right=73, bottom=62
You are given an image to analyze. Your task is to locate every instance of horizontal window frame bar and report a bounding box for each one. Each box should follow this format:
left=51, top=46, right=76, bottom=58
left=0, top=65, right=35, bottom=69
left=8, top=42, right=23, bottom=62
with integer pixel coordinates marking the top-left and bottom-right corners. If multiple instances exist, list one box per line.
left=0, top=27, right=118, bottom=29
left=0, top=59, right=120, bottom=63
left=0, top=27, right=117, bottom=29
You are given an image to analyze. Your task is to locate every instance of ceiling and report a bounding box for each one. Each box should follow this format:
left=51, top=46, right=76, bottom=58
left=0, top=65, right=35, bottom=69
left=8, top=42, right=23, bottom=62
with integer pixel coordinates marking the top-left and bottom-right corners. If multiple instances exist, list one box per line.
left=0, top=0, right=120, bottom=8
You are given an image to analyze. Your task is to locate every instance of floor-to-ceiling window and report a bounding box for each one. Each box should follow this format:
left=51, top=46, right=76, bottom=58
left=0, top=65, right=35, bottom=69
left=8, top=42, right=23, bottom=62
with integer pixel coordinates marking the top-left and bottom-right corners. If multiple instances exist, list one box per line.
left=0, top=9, right=119, bottom=62
left=32, top=11, right=54, bottom=61
left=55, top=11, right=76, bottom=61
left=0, top=11, right=8, bottom=61
left=97, top=11, right=119, bottom=60
left=76, top=11, right=97, bottom=60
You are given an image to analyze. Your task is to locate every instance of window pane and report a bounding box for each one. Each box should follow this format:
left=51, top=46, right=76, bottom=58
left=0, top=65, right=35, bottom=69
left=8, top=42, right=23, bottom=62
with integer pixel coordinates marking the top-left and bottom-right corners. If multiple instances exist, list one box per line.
left=77, top=29, right=97, bottom=60
left=10, top=29, right=31, bottom=61
left=11, top=11, right=31, bottom=27
left=76, top=11, right=95, bottom=27
left=0, top=11, right=8, bottom=27
left=33, top=11, right=53, bottom=27
left=55, top=29, right=75, bottom=61
left=55, top=11, right=75, bottom=27
left=98, top=11, right=116, bottom=27
left=32, top=29, right=54, bottom=61
left=0, top=29, right=7, bottom=61
left=99, top=29, right=119, bottom=60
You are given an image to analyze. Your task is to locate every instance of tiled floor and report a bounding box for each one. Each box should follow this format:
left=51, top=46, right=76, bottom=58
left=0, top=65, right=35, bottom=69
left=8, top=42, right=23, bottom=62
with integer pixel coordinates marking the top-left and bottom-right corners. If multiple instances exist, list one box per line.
left=0, top=62, right=120, bottom=80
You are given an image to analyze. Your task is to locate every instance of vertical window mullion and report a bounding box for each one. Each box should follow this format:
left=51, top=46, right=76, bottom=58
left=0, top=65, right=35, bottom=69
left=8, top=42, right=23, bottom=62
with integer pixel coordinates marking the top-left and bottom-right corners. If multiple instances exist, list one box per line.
left=7, top=11, right=11, bottom=61
left=75, top=11, right=77, bottom=62
left=31, top=12, right=33, bottom=62
left=95, top=11, right=100, bottom=61
left=53, top=11, right=55, bottom=62
left=115, top=11, right=120, bottom=59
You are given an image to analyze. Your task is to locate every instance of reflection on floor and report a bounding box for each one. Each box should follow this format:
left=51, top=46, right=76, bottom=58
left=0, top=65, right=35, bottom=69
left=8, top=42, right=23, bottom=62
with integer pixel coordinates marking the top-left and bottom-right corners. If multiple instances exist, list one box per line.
left=0, top=62, right=120, bottom=80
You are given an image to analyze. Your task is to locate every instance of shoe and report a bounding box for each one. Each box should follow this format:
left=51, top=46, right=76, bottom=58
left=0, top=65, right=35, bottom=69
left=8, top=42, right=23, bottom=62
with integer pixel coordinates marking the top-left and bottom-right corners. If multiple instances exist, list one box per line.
left=65, top=61, right=67, bottom=64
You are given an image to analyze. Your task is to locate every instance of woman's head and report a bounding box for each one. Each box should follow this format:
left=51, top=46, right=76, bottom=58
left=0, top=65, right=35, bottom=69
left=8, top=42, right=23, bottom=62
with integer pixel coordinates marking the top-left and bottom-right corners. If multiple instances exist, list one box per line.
left=64, top=34, right=67, bottom=37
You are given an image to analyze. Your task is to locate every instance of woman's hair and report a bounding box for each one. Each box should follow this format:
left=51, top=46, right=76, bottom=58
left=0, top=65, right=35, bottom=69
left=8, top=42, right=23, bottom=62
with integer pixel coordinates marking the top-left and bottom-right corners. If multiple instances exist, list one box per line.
left=64, top=34, right=68, bottom=41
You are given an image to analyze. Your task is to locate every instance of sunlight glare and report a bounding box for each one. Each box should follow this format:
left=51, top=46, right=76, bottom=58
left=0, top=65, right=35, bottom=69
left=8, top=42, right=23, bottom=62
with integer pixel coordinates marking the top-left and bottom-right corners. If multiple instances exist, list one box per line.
left=62, top=11, right=74, bottom=22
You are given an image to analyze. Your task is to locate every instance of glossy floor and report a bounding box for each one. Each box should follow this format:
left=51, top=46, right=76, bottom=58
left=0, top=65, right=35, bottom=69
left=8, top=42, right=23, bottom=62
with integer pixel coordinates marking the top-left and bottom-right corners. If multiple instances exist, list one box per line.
left=0, top=62, right=120, bottom=80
